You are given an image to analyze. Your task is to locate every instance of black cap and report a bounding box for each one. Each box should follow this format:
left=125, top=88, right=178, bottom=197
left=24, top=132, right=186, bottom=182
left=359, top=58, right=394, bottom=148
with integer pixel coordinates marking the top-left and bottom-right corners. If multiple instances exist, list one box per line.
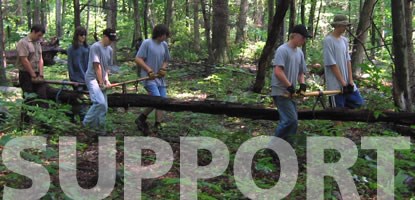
left=103, top=28, right=117, bottom=41
left=291, top=25, right=312, bottom=38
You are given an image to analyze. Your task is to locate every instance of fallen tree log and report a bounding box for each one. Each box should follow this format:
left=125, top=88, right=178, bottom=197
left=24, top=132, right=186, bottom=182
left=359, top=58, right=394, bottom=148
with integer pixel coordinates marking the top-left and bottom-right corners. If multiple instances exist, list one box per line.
left=104, top=93, right=415, bottom=126
left=42, top=90, right=415, bottom=126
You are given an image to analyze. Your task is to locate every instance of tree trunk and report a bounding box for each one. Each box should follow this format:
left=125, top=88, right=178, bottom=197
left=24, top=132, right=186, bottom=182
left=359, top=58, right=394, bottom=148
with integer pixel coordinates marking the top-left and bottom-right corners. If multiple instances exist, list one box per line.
left=56, top=0, right=63, bottom=38
left=313, top=0, right=323, bottom=39
left=106, top=0, right=117, bottom=64
left=288, top=0, right=295, bottom=34
left=253, top=0, right=264, bottom=28
left=165, top=0, right=174, bottom=30
left=212, top=0, right=229, bottom=64
left=132, top=0, right=142, bottom=48
left=74, top=0, right=81, bottom=28
left=0, top=0, right=7, bottom=86
left=33, top=0, right=41, bottom=25
left=103, top=94, right=415, bottom=126
left=16, top=0, right=24, bottom=25
left=62, top=0, right=67, bottom=33
left=391, top=0, right=413, bottom=112
left=193, top=0, right=200, bottom=52
left=235, top=0, right=248, bottom=44
left=143, top=0, right=148, bottom=39
left=405, top=0, right=415, bottom=109
left=86, top=0, right=90, bottom=33
left=351, top=0, right=377, bottom=78
left=267, top=0, right=275, bottom=34
left=304, top=0, right=317, bottom=57
left=253, top=0, right=290, bottom=93
left=201, top=0, right=214, bottom=63
left=40, top=0, right=47, bottom=27
left=26, top=0, right=31, bottom=29
left=300, top=0, right=305, bottom=25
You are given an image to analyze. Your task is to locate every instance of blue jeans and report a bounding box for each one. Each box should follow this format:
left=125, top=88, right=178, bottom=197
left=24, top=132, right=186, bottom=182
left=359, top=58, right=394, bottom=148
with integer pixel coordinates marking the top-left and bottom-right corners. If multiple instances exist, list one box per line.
left=83, top=79, right=108, bottom=130
left=145, top=85, right=167, bottom=97
left=329, top=89, right=364, bottom=109
left=273, top=96, right=298, bottom=140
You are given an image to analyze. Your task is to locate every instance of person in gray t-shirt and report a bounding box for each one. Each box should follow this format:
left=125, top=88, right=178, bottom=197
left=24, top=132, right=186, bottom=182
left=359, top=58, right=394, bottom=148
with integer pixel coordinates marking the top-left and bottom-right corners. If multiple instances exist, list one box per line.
left=323, top=14, right=364, bottom=108
left=83, top=28, right=117, bottom=133
left=271, top=24, right=311, bottom=141
left=135, top=24, right=171, bottom=135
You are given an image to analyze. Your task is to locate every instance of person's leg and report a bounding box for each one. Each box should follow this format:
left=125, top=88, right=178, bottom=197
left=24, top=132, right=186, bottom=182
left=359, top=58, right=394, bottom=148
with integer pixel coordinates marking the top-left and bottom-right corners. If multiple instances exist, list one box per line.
left=329, top=94, right=346, bottom=108
left=135, top=85, right=159, bottom=134
left=154, top=86, right=167, bottom=130
left=273, top=96, right=298, bottom=140
left=83, top=79, right=107, bottom=130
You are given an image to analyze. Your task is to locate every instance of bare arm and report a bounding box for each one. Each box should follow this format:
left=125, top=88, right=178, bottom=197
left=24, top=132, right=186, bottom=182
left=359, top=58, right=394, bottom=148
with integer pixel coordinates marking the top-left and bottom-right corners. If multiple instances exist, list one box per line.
left=330, top=64, right=347, bottom=86
left=20, top=56, right=37, bottom=78
left=135, top=57, right=153, bottom=73
left=274, top=66, right=291, bottom=87
left=38, top=55, right=44, bottom=77
left=93, top=62, right=104, bottom=85
left=347, top=61, right=354, bottom=85
left=297, top=73, right=305, bottom=84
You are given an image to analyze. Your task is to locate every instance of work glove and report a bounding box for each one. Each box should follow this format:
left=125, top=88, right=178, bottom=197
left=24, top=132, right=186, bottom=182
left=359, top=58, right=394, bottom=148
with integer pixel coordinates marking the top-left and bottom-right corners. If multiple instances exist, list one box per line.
left=31, top=76, right=44, bottom=84
left=296, top=83, right=307, bottom=95
left=342, top=84, right=353, bottom=94
left=148, top=71, right=157, bottom=80
left=286, top=85, right=295, bottom=95
left=157, top=68, right=167, bottom=77
left=347, top=83, right=354, bottom=93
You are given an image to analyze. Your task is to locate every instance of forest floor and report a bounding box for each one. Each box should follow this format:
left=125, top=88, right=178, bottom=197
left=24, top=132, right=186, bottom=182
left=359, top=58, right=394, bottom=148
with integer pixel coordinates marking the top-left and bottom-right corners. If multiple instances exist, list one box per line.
left=0, top=60, right=414, bottom=199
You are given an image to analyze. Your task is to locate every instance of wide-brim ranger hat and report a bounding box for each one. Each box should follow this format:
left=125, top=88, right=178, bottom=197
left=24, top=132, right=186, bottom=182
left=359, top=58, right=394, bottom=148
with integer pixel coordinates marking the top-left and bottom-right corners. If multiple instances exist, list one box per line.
left=103, top=28, right=117, bottom=41
left=291, top=24, right=313, bottom=38
left=330, top=14, right=352, bottom=27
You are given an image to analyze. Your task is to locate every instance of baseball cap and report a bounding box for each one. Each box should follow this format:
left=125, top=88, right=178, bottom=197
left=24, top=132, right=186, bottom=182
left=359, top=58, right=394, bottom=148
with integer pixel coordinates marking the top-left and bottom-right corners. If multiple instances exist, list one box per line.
left=291, top=24, right=312, bottom=38
left=330, top=14, right=352, bottom=27
left=103, top=28, right=117, bottom=41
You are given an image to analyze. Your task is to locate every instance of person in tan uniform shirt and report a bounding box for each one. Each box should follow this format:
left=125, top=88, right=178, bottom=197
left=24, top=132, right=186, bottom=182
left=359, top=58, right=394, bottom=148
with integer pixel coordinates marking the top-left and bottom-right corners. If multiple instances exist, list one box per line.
left=16, top=24, right=48, bottom=122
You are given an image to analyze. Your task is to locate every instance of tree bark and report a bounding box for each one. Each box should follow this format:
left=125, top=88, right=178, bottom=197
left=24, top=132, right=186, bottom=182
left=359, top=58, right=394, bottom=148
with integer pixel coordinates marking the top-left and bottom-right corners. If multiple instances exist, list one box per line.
left=201, top=0, right=214, bottom=63
left=235, top=0, right=248, bottom=44
left=40, top=0, right=47, bottom=27
left=212, top=0, right=229, bottom=64
left=391, top=0, right=413, bottom=112
left=106, top=0, right=117, bottom=64
left=253, top=0, right=264, bottom=28
left=193, top=0, right=200, bottom=52
left=143, top=0, right=148, bottom=39
left=0, top=0, right=7, bottom=86
left=74, top=0, right=81, bottom=28
left=304, top=0, right=317, bottom=57
left=405, top=0, right=415, bottom=110
left=103, top=94, right=415, bottom=126
left=26, top=0, right=31, bottom=29
left=267, top=0, right=275, bottom=34
left=253, top=0, right=290, bottom=93
left=132, top=0, right=142, bottom=48
left=351, top=0, right=377, bottom=78
left=300, top=0, right=305, bottom=25
left=33, top=0, right=41, bottom=25
left=16, top=0, right=24, bottom=25
left=288, top=0, right=295, bottom=34
left=165, top=0, right=174, bottom=30
left=56, top=0, right=63, bottom=38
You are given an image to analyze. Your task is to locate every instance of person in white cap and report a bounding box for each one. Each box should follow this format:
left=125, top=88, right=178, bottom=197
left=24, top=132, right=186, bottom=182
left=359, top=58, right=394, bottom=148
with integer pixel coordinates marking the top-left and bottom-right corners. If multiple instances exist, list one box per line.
left=323, top=14, right=364, bottom=109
